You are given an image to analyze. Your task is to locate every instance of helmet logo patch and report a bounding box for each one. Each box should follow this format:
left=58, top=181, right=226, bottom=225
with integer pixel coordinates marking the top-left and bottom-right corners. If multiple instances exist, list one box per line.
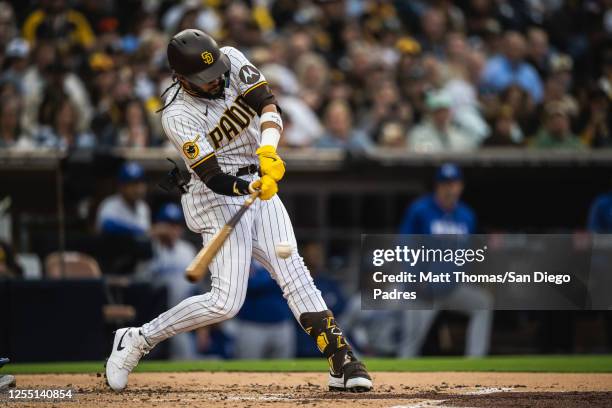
left=239, top=65, right=261, bottom=85
left=201, top=51, right=214, bottom=65
left=182, top=141, right=200, bottom=159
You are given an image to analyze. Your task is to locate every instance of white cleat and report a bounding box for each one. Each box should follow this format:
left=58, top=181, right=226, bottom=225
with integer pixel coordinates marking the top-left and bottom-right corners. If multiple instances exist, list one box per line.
left=328, top=361, right=373, bottom=392
left=0, top=374, right=16, bottom=391
left=105, top=327, right=152, bottom=392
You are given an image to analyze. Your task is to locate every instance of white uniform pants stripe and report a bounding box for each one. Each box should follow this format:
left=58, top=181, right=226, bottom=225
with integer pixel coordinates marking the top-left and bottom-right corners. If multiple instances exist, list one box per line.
left=142, top=195, right=327, bottom=344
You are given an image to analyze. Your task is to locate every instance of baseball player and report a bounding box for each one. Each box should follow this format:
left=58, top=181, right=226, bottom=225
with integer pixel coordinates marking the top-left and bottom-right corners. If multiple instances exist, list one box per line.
left=105, top=29, right=372, bottom=393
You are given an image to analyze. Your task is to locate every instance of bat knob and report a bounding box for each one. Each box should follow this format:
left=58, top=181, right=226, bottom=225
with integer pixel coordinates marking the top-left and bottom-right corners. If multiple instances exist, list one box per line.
left=186, top=273, right=200, bottom=283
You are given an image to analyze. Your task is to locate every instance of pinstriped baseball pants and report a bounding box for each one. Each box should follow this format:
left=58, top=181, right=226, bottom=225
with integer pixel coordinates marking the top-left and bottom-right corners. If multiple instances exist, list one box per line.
left=141, top=193, right=328, bottom=345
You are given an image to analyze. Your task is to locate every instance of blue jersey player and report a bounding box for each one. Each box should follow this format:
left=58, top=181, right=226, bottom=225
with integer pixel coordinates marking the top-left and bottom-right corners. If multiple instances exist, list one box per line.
left=399, top=163, right=476, bottom=235
left=397, top=164, right=492, bottom=357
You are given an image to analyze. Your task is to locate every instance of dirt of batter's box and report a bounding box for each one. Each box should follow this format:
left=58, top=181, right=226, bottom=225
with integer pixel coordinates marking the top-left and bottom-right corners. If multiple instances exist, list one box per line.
left=7, top=372, right=612, bottom=408
left=430, top=391, right=612, bottom=408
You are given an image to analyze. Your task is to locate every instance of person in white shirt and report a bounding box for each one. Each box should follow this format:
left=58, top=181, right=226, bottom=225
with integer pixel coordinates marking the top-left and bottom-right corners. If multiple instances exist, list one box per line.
left=96, top=162, right=150, bottom=236
left=95, top=162, right=152, bottom=275
left=408, top=91, right=480, bottom=152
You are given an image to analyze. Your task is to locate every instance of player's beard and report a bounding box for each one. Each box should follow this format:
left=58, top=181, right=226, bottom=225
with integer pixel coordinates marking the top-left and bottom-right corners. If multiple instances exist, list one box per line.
left=182, top=78, right=225, bottom=100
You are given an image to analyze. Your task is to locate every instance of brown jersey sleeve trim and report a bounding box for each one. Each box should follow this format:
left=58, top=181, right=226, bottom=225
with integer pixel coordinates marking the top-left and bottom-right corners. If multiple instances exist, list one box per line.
left=190, top=152, right=215, bottom=169
left=242, top=81, right=268, bottom=96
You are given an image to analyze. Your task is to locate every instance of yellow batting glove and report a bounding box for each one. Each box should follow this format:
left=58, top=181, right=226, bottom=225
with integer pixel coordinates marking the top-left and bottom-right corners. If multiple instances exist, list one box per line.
left=249, top=175, right=278, bottom=200
left=256, top=145, right=285, bottom=182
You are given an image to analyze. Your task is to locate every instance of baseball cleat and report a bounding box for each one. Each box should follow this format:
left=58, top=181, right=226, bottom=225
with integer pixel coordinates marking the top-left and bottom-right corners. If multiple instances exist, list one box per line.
left=328, top=360, right=373, bottom=392
left=105, top=328, right=152, bottom=392
left=0, top=374, right=16, bottom=391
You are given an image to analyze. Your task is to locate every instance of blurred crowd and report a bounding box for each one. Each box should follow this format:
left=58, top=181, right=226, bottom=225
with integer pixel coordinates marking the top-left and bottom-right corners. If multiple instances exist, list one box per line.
left=0, top=0, right=610, bottom=152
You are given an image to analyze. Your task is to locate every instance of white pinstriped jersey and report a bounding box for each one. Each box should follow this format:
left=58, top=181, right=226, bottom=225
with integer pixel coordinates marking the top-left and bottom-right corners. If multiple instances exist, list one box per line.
left=161, top=46, right=269, bottom=231
left=161, top=47, right=267, bottom=183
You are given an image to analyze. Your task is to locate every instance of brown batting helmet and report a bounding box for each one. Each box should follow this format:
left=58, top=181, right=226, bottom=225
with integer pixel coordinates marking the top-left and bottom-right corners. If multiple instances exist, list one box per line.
left=167, top=29, right=230, bottom=86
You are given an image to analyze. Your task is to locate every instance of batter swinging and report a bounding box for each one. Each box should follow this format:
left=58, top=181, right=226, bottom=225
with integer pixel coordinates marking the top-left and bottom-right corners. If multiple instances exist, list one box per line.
left=105, top=29, right=372, bottom=393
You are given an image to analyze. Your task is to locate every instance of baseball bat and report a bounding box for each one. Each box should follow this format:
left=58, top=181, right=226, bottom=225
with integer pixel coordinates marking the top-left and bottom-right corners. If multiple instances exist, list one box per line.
left=185, top=191, right=260, bottom=283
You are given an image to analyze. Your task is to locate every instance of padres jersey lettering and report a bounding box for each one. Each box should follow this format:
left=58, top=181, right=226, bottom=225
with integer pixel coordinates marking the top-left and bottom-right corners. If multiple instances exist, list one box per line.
left=206, top=95, right=255, bottom=150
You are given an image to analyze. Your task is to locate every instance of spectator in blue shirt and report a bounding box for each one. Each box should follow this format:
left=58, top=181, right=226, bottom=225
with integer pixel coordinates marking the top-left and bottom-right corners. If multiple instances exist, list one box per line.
left=481, top=31, right=544, bottom=104
left=399, top=163, right=476, bottom=235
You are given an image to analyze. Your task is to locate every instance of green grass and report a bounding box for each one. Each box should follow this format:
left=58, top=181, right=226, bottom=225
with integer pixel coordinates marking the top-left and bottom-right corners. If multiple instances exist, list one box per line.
left=6, top=355, right=612, bottom=374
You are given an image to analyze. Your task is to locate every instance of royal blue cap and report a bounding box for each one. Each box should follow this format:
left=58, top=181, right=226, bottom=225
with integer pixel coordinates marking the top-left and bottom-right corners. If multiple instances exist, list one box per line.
left=155, top=203, right=183, bottom=224
left=118, top=161, right=145, bottom=183
left=435, top=163, right=463, bottom=182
